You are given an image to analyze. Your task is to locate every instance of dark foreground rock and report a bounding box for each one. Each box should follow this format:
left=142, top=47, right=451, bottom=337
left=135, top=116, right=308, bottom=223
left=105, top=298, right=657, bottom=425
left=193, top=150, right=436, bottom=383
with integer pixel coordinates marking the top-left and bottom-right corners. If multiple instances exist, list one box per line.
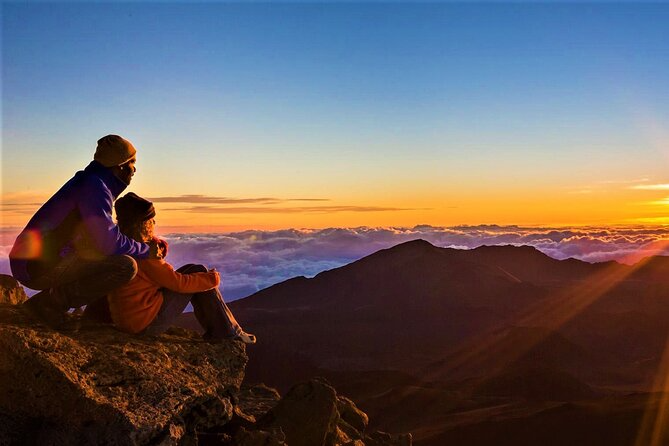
left=0, top=275, right=27, bottom=305
left=0, top=303, right=247, bottom=445
left=231, top=379, right=411, bottom=446
left=0, top=281, right=411, bottom=446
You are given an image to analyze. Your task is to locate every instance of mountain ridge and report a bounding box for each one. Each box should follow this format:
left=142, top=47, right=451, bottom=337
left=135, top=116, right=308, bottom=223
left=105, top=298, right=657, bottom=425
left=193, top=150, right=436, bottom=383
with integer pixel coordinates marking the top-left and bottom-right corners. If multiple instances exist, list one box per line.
left=214, top=239, right=669, bottom=445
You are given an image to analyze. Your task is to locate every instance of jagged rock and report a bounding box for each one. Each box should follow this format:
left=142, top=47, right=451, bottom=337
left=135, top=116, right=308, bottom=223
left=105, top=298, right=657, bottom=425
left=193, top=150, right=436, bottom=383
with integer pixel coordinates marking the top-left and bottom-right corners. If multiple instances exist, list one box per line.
left=256, top=378, right=411, bottom=446
left=238, top=384, right=282, bottom=420
left=366, top=431, right=413, bottom=446
left=0, top=303, right=247, bottom=445
left=337, top=419, right=363, bottom=443
left=233, top=426, right=287, bottom=446
left=337, top=395, right=369, bottom=434
left=0, top=274, right=28, bottom=305
left=257, top=378, right=339, bottom=446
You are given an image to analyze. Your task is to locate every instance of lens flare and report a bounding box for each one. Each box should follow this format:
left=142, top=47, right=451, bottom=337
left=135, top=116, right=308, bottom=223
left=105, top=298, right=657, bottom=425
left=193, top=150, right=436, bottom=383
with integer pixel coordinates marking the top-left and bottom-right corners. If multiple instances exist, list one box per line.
left=8, top=230, right=43, bottom=259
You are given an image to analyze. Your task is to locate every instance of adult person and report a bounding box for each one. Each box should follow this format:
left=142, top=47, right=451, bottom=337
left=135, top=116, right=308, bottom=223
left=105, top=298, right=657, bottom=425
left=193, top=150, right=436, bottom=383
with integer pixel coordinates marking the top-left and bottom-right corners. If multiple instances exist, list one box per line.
left=9, top=135, right=162, bottom=327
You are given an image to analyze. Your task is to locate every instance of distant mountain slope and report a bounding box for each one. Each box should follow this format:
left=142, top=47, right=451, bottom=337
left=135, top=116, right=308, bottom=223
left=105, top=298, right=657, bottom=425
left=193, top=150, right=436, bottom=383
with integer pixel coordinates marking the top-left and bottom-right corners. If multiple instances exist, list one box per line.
left=230, top=240, right=568, bottom=375
left=177, top=239, right=669, bottom=445
left=223, top=239, right=669, bottom=382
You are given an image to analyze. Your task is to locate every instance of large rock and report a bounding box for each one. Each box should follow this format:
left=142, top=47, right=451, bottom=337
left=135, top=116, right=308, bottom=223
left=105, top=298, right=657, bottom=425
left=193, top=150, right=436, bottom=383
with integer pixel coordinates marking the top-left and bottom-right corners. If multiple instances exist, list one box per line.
left=258, top=378, right=339, bottom=446
left=255, top=378, right=411, bottom=446
left=0, top=275, right=28, bottom=305
left=0, top=304, right=247, bottom=445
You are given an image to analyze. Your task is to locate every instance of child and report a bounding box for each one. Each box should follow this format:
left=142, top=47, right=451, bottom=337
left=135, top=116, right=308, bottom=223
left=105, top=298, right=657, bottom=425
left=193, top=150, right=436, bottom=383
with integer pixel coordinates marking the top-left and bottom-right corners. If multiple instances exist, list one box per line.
left=108, top=192, right=256, bottom=343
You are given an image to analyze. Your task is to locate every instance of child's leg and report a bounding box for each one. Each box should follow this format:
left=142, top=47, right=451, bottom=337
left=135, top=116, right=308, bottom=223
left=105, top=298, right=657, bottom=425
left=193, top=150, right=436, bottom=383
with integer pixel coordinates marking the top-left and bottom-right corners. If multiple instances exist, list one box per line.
left=174, top=263, right=253, bottom=342
left=192, top=287, right=243, bottom=339
left=144, top=289, right=192, bottom=335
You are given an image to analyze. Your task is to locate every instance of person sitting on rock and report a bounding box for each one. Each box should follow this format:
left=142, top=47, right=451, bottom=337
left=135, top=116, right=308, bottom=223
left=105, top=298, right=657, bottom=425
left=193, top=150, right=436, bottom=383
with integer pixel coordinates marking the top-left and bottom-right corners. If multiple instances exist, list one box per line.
left=108, top=192, right=256, bottom=343
left=9, top=135, right=163, bottom=328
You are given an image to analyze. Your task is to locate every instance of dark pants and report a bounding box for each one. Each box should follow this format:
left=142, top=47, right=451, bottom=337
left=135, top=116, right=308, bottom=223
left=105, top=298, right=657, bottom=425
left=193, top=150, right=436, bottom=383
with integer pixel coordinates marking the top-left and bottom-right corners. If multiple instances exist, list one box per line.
left=144, top=264, right=242, bottom=340
left=23, top=255, right=137, bottom=310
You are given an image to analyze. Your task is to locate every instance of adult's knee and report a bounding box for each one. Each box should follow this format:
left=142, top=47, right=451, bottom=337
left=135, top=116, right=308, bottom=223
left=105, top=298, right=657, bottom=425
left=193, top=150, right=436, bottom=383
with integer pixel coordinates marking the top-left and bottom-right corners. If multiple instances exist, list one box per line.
left=114, top=255, right=138, bottom=283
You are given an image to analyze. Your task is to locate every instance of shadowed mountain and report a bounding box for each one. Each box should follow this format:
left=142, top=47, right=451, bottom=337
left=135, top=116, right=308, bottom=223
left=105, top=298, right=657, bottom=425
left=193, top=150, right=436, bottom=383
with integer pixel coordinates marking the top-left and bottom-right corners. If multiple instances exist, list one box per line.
left=228, top=240, right=565, bottom=377
left=475, top=365, right=598, bottom=402
left=177, top=239, right=669, bottom=445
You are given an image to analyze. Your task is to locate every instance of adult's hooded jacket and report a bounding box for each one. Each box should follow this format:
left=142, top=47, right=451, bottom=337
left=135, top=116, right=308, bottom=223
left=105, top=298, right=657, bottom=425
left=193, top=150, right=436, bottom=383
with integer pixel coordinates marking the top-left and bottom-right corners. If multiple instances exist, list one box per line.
left=9, top=161, right=150, bottom=285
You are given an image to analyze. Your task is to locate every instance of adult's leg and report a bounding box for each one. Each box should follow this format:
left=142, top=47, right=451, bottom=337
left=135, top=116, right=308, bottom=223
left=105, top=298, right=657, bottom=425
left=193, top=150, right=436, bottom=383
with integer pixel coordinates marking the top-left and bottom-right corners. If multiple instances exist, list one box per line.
left=23, top=255, right=137, bottom=327
left=82, top=297, right=113, bottom=323
left=51, top=255, right=138, bottom=308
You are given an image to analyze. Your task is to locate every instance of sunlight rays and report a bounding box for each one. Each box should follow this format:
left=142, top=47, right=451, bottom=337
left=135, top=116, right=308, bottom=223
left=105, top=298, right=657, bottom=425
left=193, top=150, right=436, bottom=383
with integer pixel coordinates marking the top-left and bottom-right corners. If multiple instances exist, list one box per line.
left=634, top=335, right=669, bottom=446
left=425, top=239, right=669, bottom=388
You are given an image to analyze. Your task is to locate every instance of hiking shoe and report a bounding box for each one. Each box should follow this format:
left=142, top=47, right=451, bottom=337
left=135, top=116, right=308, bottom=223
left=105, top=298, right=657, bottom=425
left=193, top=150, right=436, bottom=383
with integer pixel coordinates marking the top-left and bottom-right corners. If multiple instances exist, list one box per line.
left=235, top=331, right=257, bottom=344
left=22, top=289, right=68, bottom=329
left=203, top=331, right=257, bottom=344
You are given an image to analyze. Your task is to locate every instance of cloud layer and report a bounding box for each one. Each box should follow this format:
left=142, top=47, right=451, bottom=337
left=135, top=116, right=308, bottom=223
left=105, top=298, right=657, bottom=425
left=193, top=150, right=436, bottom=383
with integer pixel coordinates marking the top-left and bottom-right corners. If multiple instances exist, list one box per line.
left=156, top=225, right=669, bottom=300
left=3, top=225, right=669, bottom=300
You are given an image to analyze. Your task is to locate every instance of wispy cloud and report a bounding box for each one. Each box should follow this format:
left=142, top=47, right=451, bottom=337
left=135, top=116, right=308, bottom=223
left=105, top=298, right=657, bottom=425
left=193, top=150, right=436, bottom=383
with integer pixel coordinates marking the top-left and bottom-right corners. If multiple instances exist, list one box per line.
left=149, top=194, right=426, bottom=214
left=648, top=197, right=669, bottom=206
left=631, top=184, right=669, bottom=191
left=148, top=195, right=330, bottom=205
left=163, top=205, right=425, bottom=214
left=0, top=193, right=49, bottom=218
left=568, top=178, right=651, bottom=195
left=596, top=178, right=650, bottom=185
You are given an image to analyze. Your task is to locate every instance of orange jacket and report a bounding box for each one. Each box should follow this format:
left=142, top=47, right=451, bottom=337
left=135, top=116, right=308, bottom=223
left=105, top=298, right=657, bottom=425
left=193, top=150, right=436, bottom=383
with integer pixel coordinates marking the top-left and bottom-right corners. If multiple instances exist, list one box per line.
left=108, top=256, right=220, bottom=334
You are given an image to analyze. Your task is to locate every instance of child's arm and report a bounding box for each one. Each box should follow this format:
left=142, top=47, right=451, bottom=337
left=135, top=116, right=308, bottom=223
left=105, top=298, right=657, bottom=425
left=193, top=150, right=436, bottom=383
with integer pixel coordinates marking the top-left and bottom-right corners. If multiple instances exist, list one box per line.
left=141, top=259, right=220, bottom=293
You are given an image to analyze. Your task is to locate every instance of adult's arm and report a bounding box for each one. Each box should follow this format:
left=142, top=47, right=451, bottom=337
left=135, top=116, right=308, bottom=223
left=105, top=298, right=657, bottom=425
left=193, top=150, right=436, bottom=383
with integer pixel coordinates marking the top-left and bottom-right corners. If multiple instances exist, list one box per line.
left=78, top=177, right=150, bottom=258
left=141, top=260, right=220, bottom=293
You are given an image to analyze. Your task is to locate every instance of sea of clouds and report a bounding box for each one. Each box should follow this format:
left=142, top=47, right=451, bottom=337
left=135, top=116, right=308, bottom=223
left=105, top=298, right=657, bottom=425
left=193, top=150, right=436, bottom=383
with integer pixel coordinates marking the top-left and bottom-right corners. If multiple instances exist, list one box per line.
left=4, top=225, right=669, bottom=300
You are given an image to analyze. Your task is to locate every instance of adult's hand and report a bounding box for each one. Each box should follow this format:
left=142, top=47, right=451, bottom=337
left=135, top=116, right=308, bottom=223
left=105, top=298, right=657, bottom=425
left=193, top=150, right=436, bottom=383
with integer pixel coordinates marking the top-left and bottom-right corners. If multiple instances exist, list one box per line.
left=148, top=239, right=165, bottom=259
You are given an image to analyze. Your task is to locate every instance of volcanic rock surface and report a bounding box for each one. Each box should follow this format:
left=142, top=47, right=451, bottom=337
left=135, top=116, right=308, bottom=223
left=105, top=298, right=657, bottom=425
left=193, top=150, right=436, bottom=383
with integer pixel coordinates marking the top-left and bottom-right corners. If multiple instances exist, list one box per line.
left=0, top=303, right=247, bottom=445
left=0, top=281, right=410, bottom=446
left=0, top=274, right=27, bottom=305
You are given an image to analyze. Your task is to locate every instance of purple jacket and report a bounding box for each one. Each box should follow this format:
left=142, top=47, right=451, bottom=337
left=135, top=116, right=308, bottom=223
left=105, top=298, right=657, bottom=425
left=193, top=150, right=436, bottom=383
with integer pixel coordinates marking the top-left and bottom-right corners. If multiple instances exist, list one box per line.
left=10, top=161, right=150, bottom=284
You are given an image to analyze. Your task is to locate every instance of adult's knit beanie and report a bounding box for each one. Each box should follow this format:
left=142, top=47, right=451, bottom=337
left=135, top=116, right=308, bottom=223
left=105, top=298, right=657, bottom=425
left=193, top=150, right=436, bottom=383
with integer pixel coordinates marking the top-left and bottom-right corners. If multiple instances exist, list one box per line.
left=94, top=135, right=137, bottom=167
left=115, top=192, right=156, bottom=225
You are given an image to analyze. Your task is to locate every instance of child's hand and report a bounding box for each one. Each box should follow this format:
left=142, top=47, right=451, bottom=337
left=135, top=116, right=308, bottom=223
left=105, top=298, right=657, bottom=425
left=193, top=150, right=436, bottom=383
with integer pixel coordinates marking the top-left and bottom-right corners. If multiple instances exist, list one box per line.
left=148, top=239, right=166, bottom=259
left=154, top=237, right=168, bottom=257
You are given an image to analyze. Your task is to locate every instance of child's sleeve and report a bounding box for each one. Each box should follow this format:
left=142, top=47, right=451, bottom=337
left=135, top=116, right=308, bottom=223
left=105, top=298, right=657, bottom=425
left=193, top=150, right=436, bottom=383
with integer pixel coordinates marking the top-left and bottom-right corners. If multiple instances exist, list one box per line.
left=140, top=260, right=220, bottom=293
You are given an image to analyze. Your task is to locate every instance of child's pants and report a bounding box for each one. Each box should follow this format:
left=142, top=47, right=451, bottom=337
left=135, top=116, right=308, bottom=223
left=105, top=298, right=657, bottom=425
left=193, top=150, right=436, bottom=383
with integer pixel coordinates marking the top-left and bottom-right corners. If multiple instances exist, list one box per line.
left=144, top=263, right=243, bottom=340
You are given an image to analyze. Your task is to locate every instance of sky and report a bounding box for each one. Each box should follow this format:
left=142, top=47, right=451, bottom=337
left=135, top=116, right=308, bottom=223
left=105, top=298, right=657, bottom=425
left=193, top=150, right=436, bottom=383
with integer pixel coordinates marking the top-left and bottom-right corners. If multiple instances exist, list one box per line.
left=3, top=2, right=669, bottom=232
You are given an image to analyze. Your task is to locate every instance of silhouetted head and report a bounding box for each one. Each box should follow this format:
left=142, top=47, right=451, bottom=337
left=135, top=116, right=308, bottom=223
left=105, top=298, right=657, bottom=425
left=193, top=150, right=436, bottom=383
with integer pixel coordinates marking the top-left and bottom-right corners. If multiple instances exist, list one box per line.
left=115, top=192, right=156, bottom=242
left=94, top=135, right=137, bottom=185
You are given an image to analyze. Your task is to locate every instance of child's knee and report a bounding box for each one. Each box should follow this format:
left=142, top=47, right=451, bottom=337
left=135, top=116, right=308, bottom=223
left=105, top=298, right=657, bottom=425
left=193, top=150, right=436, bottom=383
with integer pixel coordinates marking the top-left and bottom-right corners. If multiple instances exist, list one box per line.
left=179, top=263, right=208, bottom=273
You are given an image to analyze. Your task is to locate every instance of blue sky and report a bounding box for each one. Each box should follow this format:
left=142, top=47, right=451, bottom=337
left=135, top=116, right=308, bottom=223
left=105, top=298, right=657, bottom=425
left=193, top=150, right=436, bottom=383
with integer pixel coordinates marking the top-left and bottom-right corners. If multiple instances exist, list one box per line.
left=3, top=2, right=669, bottom=229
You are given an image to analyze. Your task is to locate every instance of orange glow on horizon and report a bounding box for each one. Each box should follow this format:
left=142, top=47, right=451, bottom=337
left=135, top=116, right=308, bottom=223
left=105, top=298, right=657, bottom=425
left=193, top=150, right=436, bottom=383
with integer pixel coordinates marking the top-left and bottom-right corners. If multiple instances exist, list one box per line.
left=5, top=177, right=669, bottom=230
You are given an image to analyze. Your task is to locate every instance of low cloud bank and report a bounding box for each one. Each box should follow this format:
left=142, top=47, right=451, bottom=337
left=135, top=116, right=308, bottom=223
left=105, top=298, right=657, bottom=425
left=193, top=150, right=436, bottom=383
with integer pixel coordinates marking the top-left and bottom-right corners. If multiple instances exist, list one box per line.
left=160, top=225, right=669, bottom=300
left=3, top=225, right=669, bottom=300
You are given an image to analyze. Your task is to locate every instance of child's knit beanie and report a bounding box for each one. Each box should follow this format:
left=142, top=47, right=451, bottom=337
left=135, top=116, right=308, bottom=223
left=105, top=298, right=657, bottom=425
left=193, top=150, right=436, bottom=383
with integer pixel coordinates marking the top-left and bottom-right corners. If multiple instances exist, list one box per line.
left=115, top=192, right=156, bottom=225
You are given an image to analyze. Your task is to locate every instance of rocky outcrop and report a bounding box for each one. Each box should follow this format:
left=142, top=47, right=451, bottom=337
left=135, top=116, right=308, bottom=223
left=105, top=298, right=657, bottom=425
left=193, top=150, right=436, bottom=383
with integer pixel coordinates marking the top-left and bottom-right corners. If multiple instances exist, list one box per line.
left=231, top=379, right=411, bottom=446
left=0, top=274, right=27, bottom=305
left=0, top=303, right=247, bottom=445
left=0, top=280, right=411, bottom=446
